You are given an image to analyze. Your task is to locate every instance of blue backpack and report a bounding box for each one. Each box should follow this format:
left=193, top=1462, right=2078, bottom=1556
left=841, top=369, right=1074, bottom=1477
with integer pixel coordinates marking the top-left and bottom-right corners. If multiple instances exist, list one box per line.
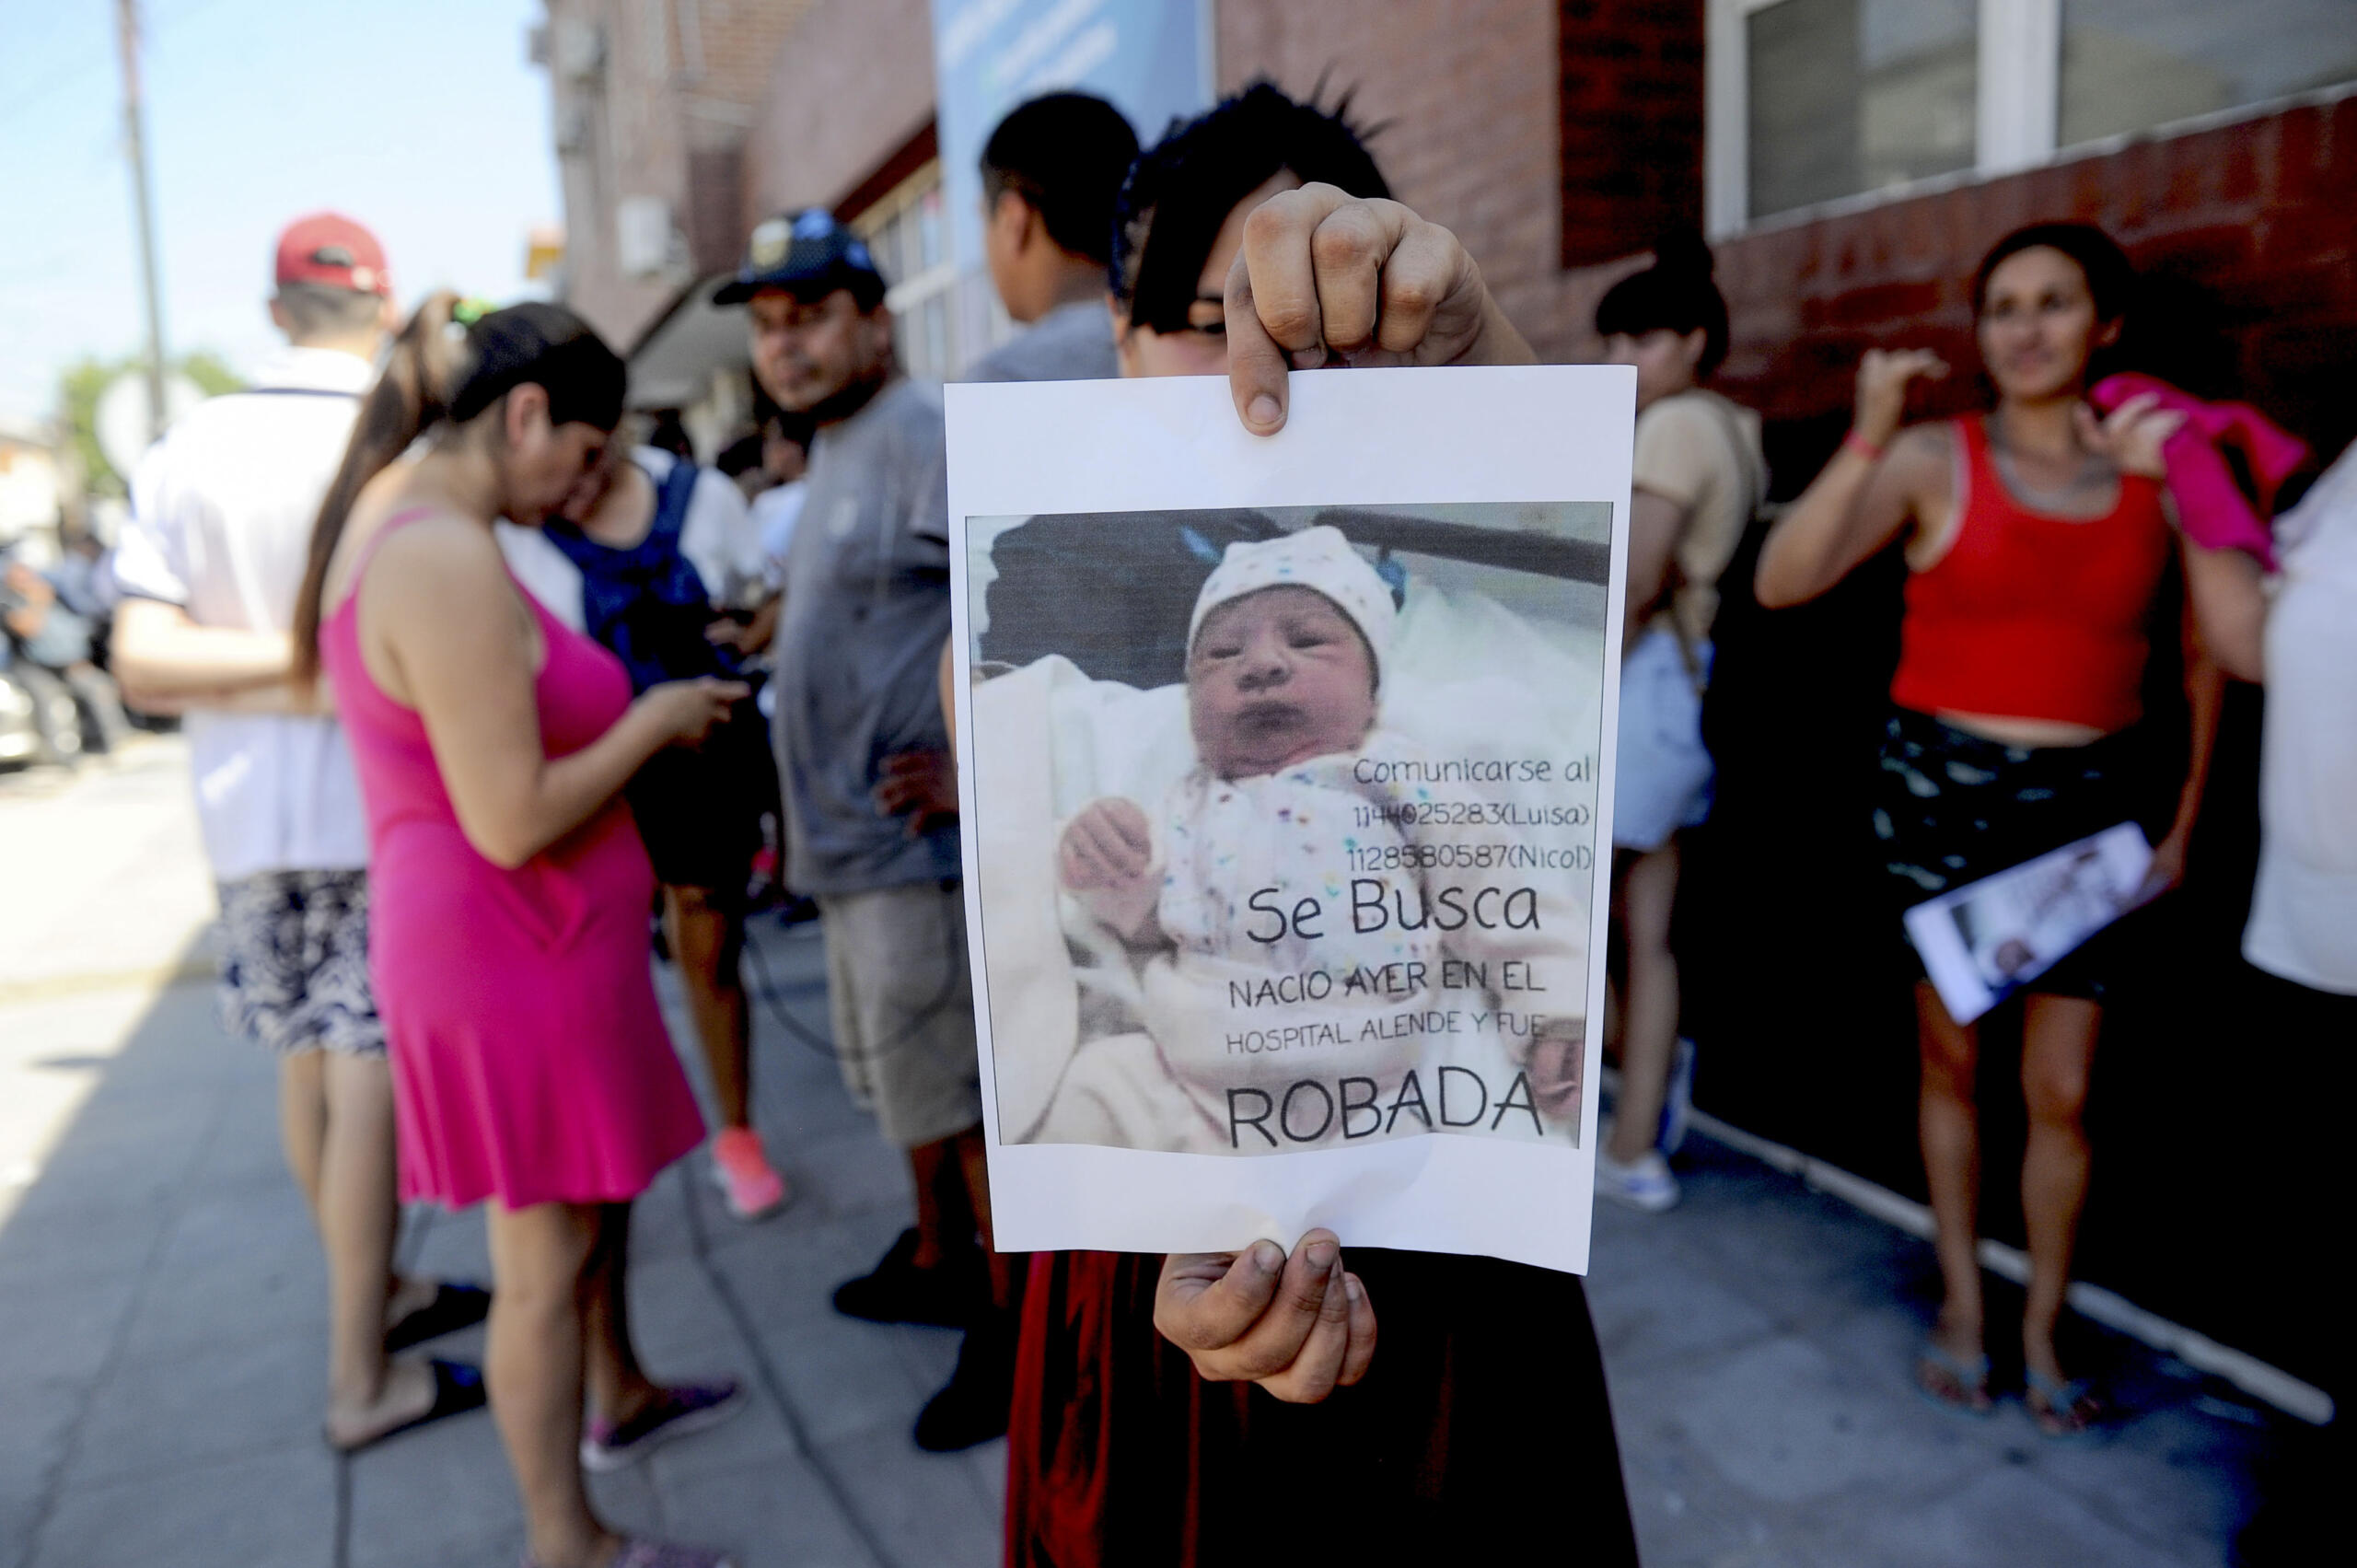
left=543, top=459, right=741, bottom=694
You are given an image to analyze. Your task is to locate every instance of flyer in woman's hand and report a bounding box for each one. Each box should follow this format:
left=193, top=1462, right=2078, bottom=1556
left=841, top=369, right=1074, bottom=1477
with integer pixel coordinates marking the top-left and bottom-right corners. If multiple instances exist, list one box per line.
left=945, top=366, right=1633, bottom=1274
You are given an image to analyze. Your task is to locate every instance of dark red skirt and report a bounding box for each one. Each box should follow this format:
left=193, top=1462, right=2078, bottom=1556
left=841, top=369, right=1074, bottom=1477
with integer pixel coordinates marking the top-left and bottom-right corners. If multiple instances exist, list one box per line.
left=1006, top=1248, right=1639, bottom=1566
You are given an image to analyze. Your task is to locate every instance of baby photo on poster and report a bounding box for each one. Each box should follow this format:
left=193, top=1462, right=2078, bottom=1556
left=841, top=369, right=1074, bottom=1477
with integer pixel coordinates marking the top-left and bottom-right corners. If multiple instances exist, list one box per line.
left=964, top=502, right=1610, bottom=1160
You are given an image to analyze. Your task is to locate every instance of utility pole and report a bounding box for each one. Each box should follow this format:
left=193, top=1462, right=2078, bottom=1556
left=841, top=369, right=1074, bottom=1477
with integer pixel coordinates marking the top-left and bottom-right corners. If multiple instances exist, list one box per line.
left=115, top=0, right=169, bottom=443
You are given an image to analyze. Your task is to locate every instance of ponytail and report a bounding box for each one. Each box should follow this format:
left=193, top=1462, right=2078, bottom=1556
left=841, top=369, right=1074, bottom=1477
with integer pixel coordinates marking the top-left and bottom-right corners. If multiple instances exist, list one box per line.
left=292, top=291, right=466, bottom=682
left=292, top=296, right=627, bottom=682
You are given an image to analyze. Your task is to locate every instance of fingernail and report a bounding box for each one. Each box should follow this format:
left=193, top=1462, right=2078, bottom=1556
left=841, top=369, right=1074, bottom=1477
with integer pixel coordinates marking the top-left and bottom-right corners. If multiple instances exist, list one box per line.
left=1305, top=1237, right=1339, bottom=1272
left=1247, top=394, right=1282, bottom=428
left=1248, top=1239, right=1283, bottom=1273
left=1344, top=1274, right=1364, bottom=1304
left=1290, top=347, right=1325, bottom=370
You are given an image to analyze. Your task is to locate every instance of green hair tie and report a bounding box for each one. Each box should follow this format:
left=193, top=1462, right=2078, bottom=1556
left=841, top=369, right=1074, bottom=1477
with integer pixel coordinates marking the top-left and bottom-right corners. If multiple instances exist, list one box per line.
left=450, top=296, right=496, bottom=327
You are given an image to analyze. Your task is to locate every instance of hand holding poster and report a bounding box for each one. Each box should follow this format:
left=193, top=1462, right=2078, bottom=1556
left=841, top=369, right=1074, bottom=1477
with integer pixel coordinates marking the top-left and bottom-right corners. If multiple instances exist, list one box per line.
left=946, top=366, right=1633, bottom=1273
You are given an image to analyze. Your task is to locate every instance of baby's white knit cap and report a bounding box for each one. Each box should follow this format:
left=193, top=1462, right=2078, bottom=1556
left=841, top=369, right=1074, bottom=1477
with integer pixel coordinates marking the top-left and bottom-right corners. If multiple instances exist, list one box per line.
left=1187, top=525, right=1396, bottom=672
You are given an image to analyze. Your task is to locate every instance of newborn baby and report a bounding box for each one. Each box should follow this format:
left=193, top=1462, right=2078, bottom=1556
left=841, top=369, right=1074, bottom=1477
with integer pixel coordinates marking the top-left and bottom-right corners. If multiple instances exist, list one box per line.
left=1051, top=527, right=1584, bottom=1152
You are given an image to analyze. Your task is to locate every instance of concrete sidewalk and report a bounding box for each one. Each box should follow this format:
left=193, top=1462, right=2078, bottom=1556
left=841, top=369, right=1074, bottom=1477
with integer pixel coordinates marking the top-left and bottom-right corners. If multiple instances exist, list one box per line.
left=0, top=745, right=2284, bottom=1566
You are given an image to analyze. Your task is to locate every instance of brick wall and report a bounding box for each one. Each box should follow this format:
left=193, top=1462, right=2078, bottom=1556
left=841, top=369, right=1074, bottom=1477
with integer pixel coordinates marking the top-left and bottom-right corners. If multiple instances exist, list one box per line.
left=1717, top=94, right=2357, bottom=474
left=740, top=0, right=936, bottom=226
left=546, top=0, right=685, bottom=345
left=1217, top=0, right=1645, bottom=366
left=544, top=0, right=807, bottom=347
left=1559, top=0, right=1703, bottom=269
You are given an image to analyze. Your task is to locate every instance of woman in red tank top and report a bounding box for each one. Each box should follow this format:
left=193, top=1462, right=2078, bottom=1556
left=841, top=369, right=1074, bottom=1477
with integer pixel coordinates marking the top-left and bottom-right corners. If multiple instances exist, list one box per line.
left=1755, top=225, right=2223, bottom=1436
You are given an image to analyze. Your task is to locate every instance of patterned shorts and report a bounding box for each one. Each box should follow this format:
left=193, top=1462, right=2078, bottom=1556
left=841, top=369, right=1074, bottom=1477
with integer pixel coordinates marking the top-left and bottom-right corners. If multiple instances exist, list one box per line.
left=215, top=870, right=385, bottom=1056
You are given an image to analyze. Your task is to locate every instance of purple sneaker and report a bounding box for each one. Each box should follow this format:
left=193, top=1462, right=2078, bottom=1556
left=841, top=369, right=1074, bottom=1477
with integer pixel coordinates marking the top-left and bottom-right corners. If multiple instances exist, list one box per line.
left=579, top=1381, right=744, bottom=1471
left=610, top=1540, right=736, bottom=1568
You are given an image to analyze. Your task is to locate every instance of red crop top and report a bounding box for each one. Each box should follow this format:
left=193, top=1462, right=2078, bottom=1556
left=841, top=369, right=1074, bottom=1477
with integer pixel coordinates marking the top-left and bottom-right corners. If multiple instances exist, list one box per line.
left=1890, top=417, right=2172, bottom=734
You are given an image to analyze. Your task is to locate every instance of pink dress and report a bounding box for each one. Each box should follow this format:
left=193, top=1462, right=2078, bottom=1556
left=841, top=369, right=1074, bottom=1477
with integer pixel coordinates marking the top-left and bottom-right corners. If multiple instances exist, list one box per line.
left=321, top=508, right=705, bottom=1209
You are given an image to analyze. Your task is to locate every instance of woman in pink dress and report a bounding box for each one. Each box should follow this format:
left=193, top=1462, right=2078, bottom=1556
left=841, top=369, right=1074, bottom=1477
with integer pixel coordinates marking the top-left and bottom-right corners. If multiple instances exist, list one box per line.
left=294, top=297, right=745, bottom=1568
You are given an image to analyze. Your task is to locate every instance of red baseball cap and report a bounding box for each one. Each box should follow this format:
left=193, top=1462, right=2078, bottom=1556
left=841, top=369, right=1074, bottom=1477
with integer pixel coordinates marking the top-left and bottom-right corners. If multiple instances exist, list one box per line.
left=273, top=212, right=390, bottom=296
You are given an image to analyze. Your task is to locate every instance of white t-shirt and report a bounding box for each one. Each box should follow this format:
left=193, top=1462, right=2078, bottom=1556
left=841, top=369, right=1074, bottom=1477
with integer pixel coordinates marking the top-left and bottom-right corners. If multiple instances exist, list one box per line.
left=111, top=347, right=373, bottom=880
left=496, top=447, right=763, bottom=633
left=750, top=479, right=807, bottom=594
left=2244, top=444, right=2357, bottom=995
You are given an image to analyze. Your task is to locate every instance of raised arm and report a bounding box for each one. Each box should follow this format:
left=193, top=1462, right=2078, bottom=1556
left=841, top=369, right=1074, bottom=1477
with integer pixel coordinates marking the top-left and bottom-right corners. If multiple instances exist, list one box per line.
left=366, top=520, right=741, bottom=868
left=1755, top=349, right=1950, bottom=607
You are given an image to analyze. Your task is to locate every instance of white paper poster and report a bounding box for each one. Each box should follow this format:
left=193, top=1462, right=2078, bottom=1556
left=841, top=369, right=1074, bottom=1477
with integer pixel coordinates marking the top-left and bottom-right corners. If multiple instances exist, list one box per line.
left=945, top=366, right=1634, bottom=1274
left=1902, top=821, right=2155, bottom=1025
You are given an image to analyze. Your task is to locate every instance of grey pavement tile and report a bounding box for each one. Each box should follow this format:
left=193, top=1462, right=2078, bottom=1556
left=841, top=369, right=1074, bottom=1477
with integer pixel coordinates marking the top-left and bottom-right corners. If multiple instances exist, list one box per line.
left=60, top=1320, right=328, bottom=1490
left=621, top=1241, right=747, bottom=1374
left=0, top=1262, right=140, bottom=1388
left=114, top=1235, right=325, bottom=1358
left=1858, top=1462, right=2219, bottom=1568
left=959, top=1439, right=1008, bottom=1519
left=345, top=1399, right=521, bottom=1568
left=705, top=1210, right=911, bottom=1346
left=1666, top=1334, right=1979, bottom=1507
left=654, top=1452, right=885, bottom=1568
left=28, top=1441, right=335, bottom=1568
left=1585, top=1236, right=1779, bottom=1375
left=0, top=1182, right=173, bottom=1293
left=400, top=1203, right=493, bottom=1289
left=0, top=1376, right=86, bottom=1568
left=815, top=1425, right=1001, bottom=1568
left=758, top=1311, right=936, bottom=1449
left=2026, top=1400, right=2265, bottom=1560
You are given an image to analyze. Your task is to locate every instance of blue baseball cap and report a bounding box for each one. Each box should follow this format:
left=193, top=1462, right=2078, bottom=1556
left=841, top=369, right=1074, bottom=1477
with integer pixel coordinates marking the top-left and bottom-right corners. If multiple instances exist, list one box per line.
left=714, top=208, right=884, bottom=305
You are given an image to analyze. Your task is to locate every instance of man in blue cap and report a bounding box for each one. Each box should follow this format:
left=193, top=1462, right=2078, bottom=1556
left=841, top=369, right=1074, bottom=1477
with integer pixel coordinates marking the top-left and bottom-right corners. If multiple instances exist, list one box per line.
left=718, top=210, right=1008, bottom=1450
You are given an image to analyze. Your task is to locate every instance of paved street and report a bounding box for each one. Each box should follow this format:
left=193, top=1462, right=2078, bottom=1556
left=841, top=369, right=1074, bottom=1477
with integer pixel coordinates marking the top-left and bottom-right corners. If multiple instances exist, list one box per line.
left=1, top=742, right=2284, bottom=1567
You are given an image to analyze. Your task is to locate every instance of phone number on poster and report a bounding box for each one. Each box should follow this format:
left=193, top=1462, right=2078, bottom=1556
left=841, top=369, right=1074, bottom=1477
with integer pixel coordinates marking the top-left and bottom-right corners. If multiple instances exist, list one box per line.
left=1353, top=801, right=1592, bottom=830
left=1345, top=842, right=1594, bottom=873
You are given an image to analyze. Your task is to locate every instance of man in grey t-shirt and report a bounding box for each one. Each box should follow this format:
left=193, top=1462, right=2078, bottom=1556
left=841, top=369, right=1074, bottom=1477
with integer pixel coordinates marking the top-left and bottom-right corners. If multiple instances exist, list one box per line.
left=722, top=209, right=1001, bottom=1452
left=962, top=91, right=1139, bottom=384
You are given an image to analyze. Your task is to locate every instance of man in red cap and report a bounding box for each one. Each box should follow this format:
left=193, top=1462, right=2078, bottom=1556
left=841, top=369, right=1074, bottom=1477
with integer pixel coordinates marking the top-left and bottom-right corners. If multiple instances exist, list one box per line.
left=111, top=214, right=492, bottom=1452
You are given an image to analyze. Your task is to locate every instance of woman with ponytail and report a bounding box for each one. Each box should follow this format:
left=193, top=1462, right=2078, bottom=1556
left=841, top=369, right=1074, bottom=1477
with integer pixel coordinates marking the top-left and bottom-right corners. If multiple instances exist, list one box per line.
left=1592, top=236, right=1764, bottom=1213
left=300, top=296, right=744, bottom=1568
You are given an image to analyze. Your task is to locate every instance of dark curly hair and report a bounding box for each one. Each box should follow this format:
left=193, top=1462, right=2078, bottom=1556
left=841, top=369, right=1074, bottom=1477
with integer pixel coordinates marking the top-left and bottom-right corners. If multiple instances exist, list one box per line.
left=1109, top=81, right=1389, bottom=335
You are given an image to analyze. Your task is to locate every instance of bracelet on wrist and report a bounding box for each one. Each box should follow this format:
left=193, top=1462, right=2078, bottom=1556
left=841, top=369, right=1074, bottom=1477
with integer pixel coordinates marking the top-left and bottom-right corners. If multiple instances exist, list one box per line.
left=1841, top=429, right=1887, bottom=463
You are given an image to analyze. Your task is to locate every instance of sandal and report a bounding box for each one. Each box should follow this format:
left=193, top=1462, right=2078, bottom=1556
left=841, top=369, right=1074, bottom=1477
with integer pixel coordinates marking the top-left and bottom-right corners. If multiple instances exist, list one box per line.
left=2025, top=1367, right=2105, bottom=1439
left=386, top=1282, right=493, bottom=1352
left=327, top=1358, right=488, bottom=1454
left=1914, top=1339, right=1995, bottom=1417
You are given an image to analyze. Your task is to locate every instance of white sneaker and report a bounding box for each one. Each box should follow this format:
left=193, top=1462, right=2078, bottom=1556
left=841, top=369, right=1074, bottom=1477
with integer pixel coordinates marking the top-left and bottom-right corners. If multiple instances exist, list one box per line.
left=1596, top=1146, right=1680, bottom=1212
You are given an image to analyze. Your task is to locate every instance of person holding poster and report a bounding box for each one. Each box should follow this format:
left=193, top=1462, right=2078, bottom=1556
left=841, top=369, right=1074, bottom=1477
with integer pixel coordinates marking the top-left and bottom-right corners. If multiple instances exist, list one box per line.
left=1754, top=223, right=2222, bottom=1435
left=988, top=85, right=1637, bottom=1564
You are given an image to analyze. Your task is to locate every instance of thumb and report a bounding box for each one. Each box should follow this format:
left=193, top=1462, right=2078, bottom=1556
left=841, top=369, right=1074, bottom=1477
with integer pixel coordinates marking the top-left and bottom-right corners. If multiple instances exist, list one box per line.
left=1224, top=251, right=1292, bottom=436
left=1162, top=1240, right=1286, bottom=1351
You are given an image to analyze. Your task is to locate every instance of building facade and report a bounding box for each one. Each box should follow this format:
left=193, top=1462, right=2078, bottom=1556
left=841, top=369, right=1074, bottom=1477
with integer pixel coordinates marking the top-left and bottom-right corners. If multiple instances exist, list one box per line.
left=538, top=0, right=2354, bottom=470
left=534, top=0, right=2351, bottom=1405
